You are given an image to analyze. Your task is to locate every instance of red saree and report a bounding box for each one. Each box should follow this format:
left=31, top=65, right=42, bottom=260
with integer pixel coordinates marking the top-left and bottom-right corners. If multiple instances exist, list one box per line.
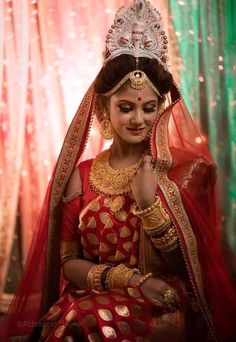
left=1, top=83, right=236, bottom=342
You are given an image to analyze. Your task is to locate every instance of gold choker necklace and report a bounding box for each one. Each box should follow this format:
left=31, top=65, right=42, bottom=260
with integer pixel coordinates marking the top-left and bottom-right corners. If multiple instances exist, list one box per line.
left=89, top=149, right=143, bottom=196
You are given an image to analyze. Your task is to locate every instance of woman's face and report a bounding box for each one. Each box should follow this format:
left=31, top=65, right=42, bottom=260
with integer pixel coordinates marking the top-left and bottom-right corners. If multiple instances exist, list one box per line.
left=108, top=82, right=159, bottom=144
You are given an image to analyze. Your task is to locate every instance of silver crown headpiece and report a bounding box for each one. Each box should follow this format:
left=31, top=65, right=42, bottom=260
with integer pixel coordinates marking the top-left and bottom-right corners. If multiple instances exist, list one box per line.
left=103, top=0, right=168, bottom=68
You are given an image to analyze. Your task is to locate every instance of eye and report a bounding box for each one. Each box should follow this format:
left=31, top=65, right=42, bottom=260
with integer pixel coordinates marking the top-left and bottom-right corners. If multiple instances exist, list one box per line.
left=118, top=105, right=133, bottom=113
left=143, top=107, right=156, bottom=113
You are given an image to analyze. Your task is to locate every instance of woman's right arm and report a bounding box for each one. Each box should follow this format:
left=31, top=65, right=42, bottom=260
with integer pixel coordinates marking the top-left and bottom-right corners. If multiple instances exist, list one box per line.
left=61, top=166, right=96, bottom=289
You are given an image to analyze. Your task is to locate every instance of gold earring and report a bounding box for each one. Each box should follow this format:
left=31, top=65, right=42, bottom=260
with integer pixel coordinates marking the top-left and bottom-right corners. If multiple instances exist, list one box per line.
left=100, top=111, right=113, bottom=140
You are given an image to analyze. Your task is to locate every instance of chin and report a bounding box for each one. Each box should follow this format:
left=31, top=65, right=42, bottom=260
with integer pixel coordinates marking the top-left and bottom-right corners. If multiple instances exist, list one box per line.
left=122, top=134, right=148, bottom=144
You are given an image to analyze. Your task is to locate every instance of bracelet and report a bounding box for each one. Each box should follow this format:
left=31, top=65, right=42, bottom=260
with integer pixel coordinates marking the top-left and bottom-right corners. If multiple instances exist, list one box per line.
left=136, top=273, right=153, bottom=287
left=152, top=226, right=178, bottom=252
left=106, top=264, right=140, bottom=289
left=87, top=264, right=110, bottom=291
left=132, top=196, right=171, bottom=233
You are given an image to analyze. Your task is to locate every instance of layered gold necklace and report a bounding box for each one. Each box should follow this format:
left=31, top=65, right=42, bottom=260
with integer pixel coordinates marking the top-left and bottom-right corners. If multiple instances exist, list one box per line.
left=89, top=149, right=143, bottom=196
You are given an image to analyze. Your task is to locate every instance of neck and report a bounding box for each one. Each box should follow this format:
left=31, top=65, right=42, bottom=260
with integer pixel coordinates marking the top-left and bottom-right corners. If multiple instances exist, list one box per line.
left=110, top=137, right=149, bottom=167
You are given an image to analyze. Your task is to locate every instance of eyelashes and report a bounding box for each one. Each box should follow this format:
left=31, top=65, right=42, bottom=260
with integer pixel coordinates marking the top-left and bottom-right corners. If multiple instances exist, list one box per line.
left=118, top=106, right=156, bottom=113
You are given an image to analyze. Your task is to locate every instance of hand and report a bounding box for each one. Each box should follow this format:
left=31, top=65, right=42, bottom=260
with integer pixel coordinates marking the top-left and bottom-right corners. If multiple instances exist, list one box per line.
left=131, top=155, right=158, bottom=209
left=130, top=274, right=180, bottom=311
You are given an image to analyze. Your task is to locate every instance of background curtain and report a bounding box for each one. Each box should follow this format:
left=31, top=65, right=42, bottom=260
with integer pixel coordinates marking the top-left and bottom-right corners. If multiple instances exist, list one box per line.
left=0, top=0, right=235, bottom=312
left=169, top=0, right=236, bottom=251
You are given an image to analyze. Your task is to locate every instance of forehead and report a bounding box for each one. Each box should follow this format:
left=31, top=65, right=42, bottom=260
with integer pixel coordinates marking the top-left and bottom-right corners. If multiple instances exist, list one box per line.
left=111, top=81, right=158, bottom=101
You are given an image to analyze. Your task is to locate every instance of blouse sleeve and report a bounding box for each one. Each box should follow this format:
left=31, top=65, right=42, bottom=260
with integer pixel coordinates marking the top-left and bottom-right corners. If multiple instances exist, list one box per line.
left=60, top=196, right=83, bottom=266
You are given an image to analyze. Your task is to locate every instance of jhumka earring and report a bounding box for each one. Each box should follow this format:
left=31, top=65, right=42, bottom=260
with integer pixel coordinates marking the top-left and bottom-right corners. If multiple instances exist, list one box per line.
left=100, top=110, right=114, bottom=140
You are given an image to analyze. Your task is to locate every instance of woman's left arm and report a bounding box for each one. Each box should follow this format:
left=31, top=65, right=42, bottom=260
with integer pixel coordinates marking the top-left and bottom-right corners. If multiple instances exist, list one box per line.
left=131, top=155, right=186, bottom=276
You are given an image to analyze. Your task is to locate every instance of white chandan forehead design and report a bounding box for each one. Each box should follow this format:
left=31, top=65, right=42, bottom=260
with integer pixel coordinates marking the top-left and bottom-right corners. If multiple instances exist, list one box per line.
left=103, top=0, right=168, bottom=68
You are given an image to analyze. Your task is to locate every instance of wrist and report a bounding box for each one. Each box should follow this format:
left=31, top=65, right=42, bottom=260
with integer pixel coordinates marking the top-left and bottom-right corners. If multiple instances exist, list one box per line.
left=136, top=196, right=156, bottom=210
left=128, top=273, right=141, bottom=286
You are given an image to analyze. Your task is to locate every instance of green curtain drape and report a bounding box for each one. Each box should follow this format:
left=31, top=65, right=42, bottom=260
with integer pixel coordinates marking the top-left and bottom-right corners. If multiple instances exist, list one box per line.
left=169, top=0, right=236, bottom=251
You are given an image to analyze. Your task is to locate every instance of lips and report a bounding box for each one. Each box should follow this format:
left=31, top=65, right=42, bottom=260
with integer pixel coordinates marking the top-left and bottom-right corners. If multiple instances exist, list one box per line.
left=126, top=127, right=145, bottom=135
left=126, top=127, right=145, bottom=131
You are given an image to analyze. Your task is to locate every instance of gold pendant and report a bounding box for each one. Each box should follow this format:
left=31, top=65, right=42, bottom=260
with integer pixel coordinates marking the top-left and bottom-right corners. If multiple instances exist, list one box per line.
left=110, top=195, right=124, bottom=212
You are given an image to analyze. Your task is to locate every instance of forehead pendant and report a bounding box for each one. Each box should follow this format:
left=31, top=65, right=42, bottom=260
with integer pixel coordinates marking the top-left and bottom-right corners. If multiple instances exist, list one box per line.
left=129, top=70, right=147, bottom=90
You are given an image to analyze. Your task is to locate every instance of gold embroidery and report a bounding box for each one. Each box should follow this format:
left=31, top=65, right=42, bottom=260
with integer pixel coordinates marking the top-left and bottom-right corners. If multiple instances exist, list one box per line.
left=98, top=309, right=113, bottom=321
left=130, top=217, right=138, bottom=227
left=83, top=314, right=97, bottom=328
left=65, top=309, right=77, bottom=321
left=100, top=243, right=110, bottom=253
left=87, top=217, right=97, bottom=228
left=48, top=305, right=61, bottom=320
left=100, top=212, right=110, bottom=224
left=79, top=195, right=102, bottom=225
left=78, top=299, right=93, bottom=310
left=115, top=250, right=126, bottom=261
left=123, top=242, right=132, bottom=252
left=115, top=210, right=128, bottom=222
left=88, top=333, right=101, bottom=342
left=115, top=305, right=130, bottom=317
left=54, top=325, right=66, bottom=338
left=87, top=233, right=99, bottom=245
left=117, top=321, right=131, bottom=335
left=104, top=218, right=114, bottom=229
left=120, top=226, right=131, bottom=238
left=130, top=304, right=142, bottom=317
left=154, top=109, right=216, bottom=338
left=44, top=84, right=95, bottom=313
left=110, top=195, right=125, bottom=212
left=106, top=233, right=118, bottom=244
left=95, top=296, right=110, bottom=305
left=127, top=287, right=141, bottom=299
left=89, top=149, right=142, bottom=195
left=102, top=326, right=117, bottom=339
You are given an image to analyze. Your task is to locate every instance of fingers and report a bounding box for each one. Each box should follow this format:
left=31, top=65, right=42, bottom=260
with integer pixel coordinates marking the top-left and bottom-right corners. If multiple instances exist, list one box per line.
left=138, top=155, right=156, bottom=172
left=160, top=287, right=180, bottom=310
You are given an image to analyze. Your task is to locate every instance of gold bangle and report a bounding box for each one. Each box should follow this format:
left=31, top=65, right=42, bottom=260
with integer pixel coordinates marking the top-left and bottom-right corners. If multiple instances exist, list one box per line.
left=87, top=264, right=110, bottom=291
left=136, top=273, right=153, bottom=287
left=132, top=196, right=161, bottom=217
left=152, top=227, right=179, bottom=252
left=106, top=264, right=140, bottom=289
left=132, top=196, right=171, bottom=232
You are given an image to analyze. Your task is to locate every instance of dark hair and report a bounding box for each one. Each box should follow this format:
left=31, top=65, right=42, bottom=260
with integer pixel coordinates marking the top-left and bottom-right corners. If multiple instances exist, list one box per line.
left=94, top=55, right=173, bottom=96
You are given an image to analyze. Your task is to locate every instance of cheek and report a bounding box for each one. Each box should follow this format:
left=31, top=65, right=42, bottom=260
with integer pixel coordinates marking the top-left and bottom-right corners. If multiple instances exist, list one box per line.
left=145, top=112, right=158, bottom=125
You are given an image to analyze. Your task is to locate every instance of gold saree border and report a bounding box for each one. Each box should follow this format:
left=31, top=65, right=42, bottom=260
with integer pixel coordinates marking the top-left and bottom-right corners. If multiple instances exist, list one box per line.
left=42, top=84, right=95, bottom=314
left=154, top=109, right=216, bottom=340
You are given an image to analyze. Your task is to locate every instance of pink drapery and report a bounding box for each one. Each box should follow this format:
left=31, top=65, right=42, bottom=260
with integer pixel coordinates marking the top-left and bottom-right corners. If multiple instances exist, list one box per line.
left=0, top=0, right=177, bottom=312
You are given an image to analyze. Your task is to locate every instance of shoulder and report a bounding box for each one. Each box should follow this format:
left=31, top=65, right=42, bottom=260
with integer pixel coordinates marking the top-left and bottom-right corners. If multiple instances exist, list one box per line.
left=64, top=159, right=93, bottom=200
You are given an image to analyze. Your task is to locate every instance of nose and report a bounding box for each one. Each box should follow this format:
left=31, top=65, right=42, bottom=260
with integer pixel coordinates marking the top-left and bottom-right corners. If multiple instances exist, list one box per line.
left=131, top=108, right=144, bottom=125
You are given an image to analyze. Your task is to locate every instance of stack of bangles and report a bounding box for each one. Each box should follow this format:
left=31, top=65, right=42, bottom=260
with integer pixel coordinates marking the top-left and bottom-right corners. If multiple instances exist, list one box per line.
left=87, top=263, right=154, bottom=291
left=132, top=196, right=179, bottom=252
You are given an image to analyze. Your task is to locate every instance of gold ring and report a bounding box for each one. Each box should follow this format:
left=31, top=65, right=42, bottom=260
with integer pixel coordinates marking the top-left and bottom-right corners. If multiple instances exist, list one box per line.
left=162, top=289, right=176, bottom=306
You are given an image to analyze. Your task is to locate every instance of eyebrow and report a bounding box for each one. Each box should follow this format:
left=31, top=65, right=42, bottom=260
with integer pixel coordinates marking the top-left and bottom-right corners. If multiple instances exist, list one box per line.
left=116, top=99, right=157, bottom=105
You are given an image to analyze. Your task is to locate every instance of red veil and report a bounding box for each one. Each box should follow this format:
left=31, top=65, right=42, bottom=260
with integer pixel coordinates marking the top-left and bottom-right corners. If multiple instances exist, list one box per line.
left=1, top=81, right=236, bottom=342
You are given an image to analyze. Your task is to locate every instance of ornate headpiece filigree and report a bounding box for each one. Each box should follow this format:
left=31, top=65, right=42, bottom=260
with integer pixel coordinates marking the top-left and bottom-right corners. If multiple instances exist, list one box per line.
left=103, top=0, right=168, bottom=67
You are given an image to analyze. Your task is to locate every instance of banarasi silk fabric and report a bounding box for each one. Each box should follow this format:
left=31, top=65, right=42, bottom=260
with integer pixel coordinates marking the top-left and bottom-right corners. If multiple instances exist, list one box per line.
left=1, top=79, right=236, bottom=342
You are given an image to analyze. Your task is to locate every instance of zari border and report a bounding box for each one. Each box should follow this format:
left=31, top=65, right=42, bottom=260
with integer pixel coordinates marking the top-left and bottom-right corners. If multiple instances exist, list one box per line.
left=42, top=83, right=96, bottom=314
left=154, top=109, right=217, bottom=340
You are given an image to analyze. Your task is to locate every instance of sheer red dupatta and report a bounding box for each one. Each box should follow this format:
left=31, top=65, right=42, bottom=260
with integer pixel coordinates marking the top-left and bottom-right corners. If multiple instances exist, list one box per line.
left=1, top=79, right=236, bottom=342
left=0, top=84, right=97, bottom=341
left=151, top=84, right=236, bottom=341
